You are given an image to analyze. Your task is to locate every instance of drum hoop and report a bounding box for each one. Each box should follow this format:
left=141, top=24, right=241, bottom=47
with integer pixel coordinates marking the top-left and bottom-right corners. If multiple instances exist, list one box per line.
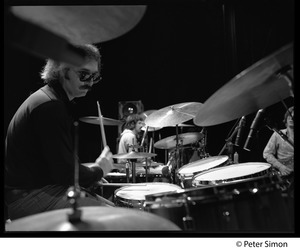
left=177, top=155, right=229, bottom=177
left=192, top=162, right=271, bottom=185
left=114, top=182, right=181, bottom=202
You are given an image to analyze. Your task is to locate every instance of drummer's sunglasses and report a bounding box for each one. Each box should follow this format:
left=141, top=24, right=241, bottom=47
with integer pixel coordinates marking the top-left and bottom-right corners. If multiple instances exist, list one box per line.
left=75, top=70, right=101, bottom=83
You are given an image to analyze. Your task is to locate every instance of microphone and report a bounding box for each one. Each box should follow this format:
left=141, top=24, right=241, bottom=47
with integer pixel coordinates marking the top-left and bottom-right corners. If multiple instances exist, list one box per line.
left=234, top=116, right=246, bottom=146
left=161, top=166, right=171, bottom=177
left=243, top=109, right=265, bottom=151
left=161, top=152, right=175, bottom=177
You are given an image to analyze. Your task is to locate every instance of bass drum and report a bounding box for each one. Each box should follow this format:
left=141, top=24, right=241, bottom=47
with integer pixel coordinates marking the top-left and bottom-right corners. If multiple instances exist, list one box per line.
left=114, top=183, right=181, bottom=210
left=144, top=175, right=293, bottom=232
left=176, top=155, right=229, bottom=188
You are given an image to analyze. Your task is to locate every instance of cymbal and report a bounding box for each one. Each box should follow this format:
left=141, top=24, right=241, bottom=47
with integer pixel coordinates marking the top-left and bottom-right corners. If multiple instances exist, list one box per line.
left=5, top=206, right=180, bottom=231
left=141, top=110, right=162, bottom=131
left=140, top=110, right=158, bottom=119
left=5, top=10, right=86, bottom=67
left=79, top=116, right=123, bottom=126
left=154, top=132, right=203, bottom=149
left=112, top=151, right=157, bottom=160
left=145, top=102, right=203, bottom=127
left=11, top=6, right=147, bottom=44
left=194, top=43, right=293, bottom=126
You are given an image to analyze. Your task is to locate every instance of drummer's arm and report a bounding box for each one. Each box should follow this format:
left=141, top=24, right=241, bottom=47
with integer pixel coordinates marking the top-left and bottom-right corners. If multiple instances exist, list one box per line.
left=263, top=133, right=291, bottom=174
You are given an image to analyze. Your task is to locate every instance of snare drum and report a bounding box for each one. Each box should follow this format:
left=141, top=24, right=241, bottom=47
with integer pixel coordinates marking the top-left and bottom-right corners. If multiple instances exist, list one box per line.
left=177, top=155, right=229, bottom=188
left=144, top=175, right=293, bottom=232
left=114, top=183, right=181, bottom=210
left=192, top=162, right=271, bottom=187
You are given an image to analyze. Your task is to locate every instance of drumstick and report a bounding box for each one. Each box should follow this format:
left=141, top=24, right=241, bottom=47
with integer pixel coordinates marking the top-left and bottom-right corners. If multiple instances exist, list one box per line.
left=97, top=101, right=107, bottom=148
left=149, top=137, right=153, bottom=153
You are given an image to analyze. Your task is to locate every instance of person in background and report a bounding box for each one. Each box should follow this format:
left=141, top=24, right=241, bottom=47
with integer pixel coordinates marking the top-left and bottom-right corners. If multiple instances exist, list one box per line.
left=5, top=44, right=115, bottom=221
left=117, top=113, right=145, bottom=163
left=263, top=106, right=294, bottom=176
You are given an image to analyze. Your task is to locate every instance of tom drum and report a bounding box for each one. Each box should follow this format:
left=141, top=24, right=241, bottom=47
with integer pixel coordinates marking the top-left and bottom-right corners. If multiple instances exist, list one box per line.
left=177, top=155, right=229, bottom=188
left=114, top=183, right=181, bottom=210
left=144, top=175, right=293, bottom=232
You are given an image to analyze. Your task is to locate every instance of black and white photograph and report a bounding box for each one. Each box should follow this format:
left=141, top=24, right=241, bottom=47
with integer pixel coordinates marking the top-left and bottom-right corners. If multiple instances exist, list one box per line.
left=3, top=0, right=296, bottom=245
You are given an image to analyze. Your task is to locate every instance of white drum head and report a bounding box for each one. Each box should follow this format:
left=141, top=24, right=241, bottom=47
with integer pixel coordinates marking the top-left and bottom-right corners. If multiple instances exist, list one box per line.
left=178, top=155, right=229, bottom=176
left=115, top=183, right=181, bottom=200
left=106, top=172, right=126, bottom=177
left=193, top=162, right=271, bottom=182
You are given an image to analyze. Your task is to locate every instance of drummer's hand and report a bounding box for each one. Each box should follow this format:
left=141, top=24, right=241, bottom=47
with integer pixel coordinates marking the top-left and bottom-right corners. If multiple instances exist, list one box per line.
left=279, top=165, right=293, bottom=176
left=95, top=146, right=114, bottom=177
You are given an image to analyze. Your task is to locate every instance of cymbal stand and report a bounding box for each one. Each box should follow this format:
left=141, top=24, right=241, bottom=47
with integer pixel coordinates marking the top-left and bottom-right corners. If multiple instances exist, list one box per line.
left=140, top=126, right=149, bottom=152
left=67, top=121, right=83, bottom=223
left=172, top=124, right=181, bottom=184
left=125, top=161, right=130, bottom=183
left=129, top=158, right=138, bottom=183
left=199, top=127, right=209, bottom=158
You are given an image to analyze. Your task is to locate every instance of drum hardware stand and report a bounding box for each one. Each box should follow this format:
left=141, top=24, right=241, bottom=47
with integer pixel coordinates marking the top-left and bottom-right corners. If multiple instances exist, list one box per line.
left=181, top=195, right=195, bottom=231
left=127, top=140, right=149, bottom=183
left=125, top=161, right=130, bottom=183
left=218, top=121, right=240, bottom=164
left=172, top=124, right=183, bottom=184
left=199, top=127, right=209, bottom=158
left=130, top=158, right=138, bottom=183
left=141, top=126, right=149, bottom=152
left=66, top=121, right=83, bottom=223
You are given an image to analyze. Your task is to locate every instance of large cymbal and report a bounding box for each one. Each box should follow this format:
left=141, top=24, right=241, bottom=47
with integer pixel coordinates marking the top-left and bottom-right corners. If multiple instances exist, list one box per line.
left=145, top=102, right=203, bottom=127
left=112, top=151, right=157, bottom=160
left=194, top=43, right=293, bottom=126
left=5, top=10, right=86, bottom=67
left=141, top=110, right=162, bottom=131
left=154, top=132, right=203, bottom=149
left=5, top=206, right=180, bottom=231
left=79, top=116, right=123, bottom=126
left=11, top=6, right=147, bottom=44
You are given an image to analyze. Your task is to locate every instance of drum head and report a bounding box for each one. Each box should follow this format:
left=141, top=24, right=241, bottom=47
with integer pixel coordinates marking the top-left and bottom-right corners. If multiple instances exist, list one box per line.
left=192, top=162, right=271, bottom=186
left=177, top=155, right=229, bottom=176
left=106, top=172, right=127, bottom=177
left=115, top=183, right=181, bottom=201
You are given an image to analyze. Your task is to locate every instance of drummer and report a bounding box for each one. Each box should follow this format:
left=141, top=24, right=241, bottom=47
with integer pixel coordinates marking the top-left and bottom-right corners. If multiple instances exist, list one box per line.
left=117, top=113, right=146, bottom=163
left=5, top=44, right=115, bottom=221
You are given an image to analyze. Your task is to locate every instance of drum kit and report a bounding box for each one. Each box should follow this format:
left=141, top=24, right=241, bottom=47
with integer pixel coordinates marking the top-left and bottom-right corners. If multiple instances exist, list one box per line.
left=5, top=41, right=293, bottom=232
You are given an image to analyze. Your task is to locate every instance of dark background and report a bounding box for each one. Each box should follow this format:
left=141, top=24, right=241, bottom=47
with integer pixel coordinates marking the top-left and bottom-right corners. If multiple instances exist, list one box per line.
left=4, top=0, right=294, bottom=166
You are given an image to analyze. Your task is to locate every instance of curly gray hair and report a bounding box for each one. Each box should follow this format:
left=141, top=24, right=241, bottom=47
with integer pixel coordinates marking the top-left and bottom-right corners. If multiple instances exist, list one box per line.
left=40, top=44, right=101, bottom=83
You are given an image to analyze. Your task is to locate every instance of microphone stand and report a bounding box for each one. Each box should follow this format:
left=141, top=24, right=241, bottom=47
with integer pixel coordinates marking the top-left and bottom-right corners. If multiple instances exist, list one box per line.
left=218, top=124, right=239, bottom=163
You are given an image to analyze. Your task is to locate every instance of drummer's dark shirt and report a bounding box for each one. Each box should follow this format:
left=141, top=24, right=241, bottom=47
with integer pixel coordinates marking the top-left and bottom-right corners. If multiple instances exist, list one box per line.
left=5, top=82, right=103, bottom=190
